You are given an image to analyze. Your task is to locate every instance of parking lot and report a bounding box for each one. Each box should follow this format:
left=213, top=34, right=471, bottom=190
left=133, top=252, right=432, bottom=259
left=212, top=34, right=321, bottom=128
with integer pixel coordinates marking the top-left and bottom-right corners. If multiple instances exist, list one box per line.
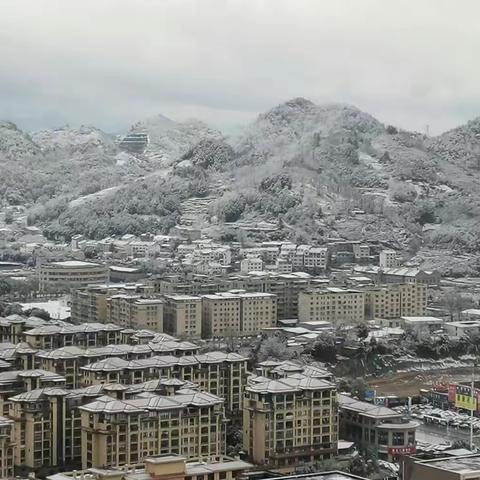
left=394, top=403, right=480, bottom=446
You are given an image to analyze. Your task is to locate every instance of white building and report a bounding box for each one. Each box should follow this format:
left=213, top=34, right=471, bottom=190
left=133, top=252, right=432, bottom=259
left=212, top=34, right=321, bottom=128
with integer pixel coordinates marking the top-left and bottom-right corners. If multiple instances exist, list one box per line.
left=240, top=256, right=264, bottom=273
left=401, top=316, right=444, bottom=338
left=379, top=249, right=399, bottom=269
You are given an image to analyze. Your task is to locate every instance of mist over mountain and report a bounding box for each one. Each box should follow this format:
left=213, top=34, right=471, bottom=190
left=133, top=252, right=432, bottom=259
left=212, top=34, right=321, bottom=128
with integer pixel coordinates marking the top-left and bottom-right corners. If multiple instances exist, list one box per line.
left=3, top=98, right=480, bottom=273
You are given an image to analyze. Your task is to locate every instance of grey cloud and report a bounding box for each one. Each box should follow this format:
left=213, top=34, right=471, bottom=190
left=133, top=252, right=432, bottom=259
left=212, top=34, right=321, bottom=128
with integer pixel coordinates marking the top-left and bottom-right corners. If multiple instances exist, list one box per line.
left=1, top=0, right=480, bottom=134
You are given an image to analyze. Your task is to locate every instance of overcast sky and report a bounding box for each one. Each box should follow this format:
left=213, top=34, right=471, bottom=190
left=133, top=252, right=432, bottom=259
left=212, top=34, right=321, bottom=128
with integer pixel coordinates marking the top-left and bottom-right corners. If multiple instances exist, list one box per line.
left=1, top=0, right=480, bottom=134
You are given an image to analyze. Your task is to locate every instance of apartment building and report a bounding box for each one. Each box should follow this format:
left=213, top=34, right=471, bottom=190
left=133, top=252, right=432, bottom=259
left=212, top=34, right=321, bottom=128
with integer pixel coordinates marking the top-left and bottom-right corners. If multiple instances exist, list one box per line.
left=364, top=283, right=427, bottom=319
left=163, top=295, right=202, bottom=338
left=38, top=260, right=109, bottom=292
left=154, top=272, right=319, bottom=320
left=152, top=275, right=226, bottom=296
left=0, top=341, right=37, bottom=371
left=338, top=394, right=418, bottom=462
left=36, top=341, right=199, bottom=389
left=303, top=247, right=328, bottom=272
left=23, top=323, right=124, bottom=349
left=80, top=390, right=226, bottom=469
left=8, top=381, right=196, bottom=471
left=80, top=351, right=248, bottom=413
left=352, top=243, right=370, bottom=261
left=0, top=369, right=65, bottom=417
left=243, top=373, right=338, bottom=472
left=0, top=314, right=48, bottom=344
left=47, top=455, right=253, bottom=480
left=107, top=295, right=164, bottom=332
left=201, top=292, right=277, bottom=337
left=298, top=288, right=365, bottom=325
left=231, top=273, right=317, bottom=320
left=379, top=250, right=399, bottom=269
left=9, top=387, right=87, bottom=469
left=240, top=256, right=264, bottom=273
left=0, top=416, right=14, bottom=479
left=70, top=283, right=154, bottom=324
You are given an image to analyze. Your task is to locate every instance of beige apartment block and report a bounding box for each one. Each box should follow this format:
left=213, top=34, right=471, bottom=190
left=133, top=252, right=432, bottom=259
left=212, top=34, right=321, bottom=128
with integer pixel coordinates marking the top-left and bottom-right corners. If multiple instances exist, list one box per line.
left=46, top=454, right=253, bottom=480
left=364, top=283, right=427, bottom=319
left=107, top=295, right=164, bottom=332
left=38, top=260, right=109, bottom=292
left=80, top=391, right=226, bottom=469
left=80, top=351, right=248, bottom=413
left=23, top=323, right=124, bottom=349
left=70, top=283, right=154, bottom=324
left=243, top=374, right=338, bottom=472
left=0, top=369, right=65, bottom=418
left=201, top=292, right=276, bottom=337
left=298, top=288, right=365, bottom=325
left=7, top=381, right=197, bottom=471
left=35, top=341, right=198, bottom=389
left=163, top=295, right=202, bottom=338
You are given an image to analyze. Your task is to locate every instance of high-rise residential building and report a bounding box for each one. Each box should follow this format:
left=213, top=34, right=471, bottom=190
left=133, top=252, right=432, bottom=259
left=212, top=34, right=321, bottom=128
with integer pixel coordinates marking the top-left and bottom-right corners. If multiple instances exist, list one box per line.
left=23, top=323, right=124, bottom=349
left=80, top=352, right=248, bottom=413
left=163, top=295, right=202, bottom=338
left=80, top=390, right=226, bottom=469
left=35, top=341, right=199, bottom=389
left=0, top=369, right=66, bottom=417
left=70, top=283, right=155, bottom=324
left=364, top=283, right=427, bottom=319
left=107, top=295, right=164, bottom=332
left=7, top=381, right=195, bottom=471
left=201, top=292, right=277, bottom=337
left=38, top=260, right=109, bottom=292
left=298, top=288, right=365, bottom=325
left=153, top=272, right=323, bottom=320
left=243, top=372, right=338, bottom=472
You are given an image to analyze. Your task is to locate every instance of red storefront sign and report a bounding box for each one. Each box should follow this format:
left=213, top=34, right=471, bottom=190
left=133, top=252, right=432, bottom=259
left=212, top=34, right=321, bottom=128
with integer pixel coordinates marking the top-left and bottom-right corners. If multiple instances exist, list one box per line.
left=388, top=446, right=417, bottom=455
left=448, top=384, right=457, bottom=403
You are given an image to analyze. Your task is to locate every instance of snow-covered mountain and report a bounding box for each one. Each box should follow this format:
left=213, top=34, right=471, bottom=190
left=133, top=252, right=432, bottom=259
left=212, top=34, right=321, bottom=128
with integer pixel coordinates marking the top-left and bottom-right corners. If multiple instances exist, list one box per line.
left=0, top=121, right=41, bottom=161
left=128, top=115, right=223, bottom=165
left=3, top=98, right=480, bottom=274
left=32, top=125, right=116, bottom=155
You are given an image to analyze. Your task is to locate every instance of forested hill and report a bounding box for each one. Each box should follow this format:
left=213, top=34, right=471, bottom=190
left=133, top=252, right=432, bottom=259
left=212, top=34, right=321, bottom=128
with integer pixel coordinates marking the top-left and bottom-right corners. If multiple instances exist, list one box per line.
left=3, top=98, right=480, bottom=273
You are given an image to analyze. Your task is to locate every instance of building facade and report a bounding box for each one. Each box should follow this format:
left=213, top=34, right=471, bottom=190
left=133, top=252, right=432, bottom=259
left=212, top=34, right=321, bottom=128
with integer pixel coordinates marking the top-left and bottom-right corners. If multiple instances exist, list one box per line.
left=339, top=394, right=417, bottom=463
left=201, top=292, right=277, bottom=337
left=364, top=283, right=427, bottom=319
left=243, top=374, right=338, bottom=472
left=163, top=295, right=202, bottom=338
left=80, top=391, right=226, bottom=469
left=38, top=261, right=109, bottom=292
left=298, top=288, right=365, bottom=325
left=107, top=295, right=164, bottom=332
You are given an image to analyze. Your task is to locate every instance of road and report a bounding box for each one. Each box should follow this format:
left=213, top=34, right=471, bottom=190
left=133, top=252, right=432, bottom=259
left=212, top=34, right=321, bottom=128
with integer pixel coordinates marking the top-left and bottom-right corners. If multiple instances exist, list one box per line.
left=413, top=420, right=480, bottom=446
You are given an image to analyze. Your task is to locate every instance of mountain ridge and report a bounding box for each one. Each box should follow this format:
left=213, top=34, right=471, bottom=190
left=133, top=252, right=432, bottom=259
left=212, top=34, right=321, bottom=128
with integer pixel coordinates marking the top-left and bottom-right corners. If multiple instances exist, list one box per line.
left=2, top=98, right=480, bottom=274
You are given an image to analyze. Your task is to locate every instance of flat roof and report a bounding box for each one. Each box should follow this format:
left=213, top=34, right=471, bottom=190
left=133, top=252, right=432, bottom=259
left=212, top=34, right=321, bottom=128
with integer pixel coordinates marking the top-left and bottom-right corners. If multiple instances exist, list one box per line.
left=257, top=473, right=368, bottom=480
left=47, top=260, right=103, bottom=268
left=402, top=316, right=443, bottom=323
left=417, top=454, right=480, bottom=473
left=164, top=295, right=201, bottom=301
